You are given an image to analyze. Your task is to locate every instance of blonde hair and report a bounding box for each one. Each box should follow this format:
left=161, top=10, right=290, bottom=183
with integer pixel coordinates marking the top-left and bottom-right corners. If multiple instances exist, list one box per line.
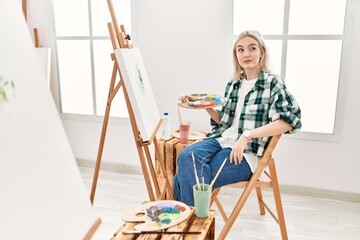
left=232, top=30, right=271, bottom=80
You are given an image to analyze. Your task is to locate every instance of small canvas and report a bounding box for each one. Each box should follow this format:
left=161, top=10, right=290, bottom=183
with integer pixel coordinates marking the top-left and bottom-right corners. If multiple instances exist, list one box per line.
left=115, top=47, right=160, bottom=142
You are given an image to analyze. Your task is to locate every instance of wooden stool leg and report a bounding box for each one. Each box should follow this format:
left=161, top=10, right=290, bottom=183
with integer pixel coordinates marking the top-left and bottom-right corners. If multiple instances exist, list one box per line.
left=269, top=158, right=288, bottom=240
left=206, top=215, right=215, bottom=240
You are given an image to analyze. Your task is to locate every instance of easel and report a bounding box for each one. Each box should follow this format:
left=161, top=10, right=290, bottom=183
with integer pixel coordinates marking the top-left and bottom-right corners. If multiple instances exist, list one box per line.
left=22, top=0, right=41, bottom=48
left=90, top=0, right=173, bottom=205
left=83, top=218, right=102, bottom=240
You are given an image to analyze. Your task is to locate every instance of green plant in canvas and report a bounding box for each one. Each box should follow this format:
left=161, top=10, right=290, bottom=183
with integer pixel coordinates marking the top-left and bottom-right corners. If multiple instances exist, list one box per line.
left=0, top=76, right=15, bottom=103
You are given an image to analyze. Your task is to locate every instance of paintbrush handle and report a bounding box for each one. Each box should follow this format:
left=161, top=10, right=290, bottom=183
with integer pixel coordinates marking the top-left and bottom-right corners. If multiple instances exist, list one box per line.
left=177, top=106, right=183, bottom=125
left=123, top=230, right=202, bottom=234
left=209, top=157, right=227, bottom=189
left=192, top=152, right=201, bottom=190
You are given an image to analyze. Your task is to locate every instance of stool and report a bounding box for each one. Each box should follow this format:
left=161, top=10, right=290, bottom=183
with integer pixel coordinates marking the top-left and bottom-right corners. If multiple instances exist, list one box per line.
left=112, top=208, right=215, bottom=240
left=156, top=137, right=196, bottom=190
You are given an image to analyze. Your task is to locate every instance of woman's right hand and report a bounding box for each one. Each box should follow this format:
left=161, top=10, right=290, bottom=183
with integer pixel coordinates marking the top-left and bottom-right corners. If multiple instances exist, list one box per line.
left=230, top=135, right=248, bottom=165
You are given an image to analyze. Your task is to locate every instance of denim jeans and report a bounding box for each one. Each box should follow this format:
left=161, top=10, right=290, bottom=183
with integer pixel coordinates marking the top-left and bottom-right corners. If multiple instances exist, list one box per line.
left=173, top=138, right=252, bottom=206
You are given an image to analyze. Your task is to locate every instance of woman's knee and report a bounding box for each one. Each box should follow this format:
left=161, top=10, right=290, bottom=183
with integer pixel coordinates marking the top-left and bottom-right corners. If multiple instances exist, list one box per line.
left=177, top=148, right=192, bottom=169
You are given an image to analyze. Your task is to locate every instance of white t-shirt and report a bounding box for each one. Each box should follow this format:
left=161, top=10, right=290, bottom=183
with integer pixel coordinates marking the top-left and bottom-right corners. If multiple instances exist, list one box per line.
left=216, top=78, right=258, bottom=172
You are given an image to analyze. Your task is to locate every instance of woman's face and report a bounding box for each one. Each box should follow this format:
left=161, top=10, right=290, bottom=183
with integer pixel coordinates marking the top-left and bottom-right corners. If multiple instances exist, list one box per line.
left=235, top=36, right=262, bottom=74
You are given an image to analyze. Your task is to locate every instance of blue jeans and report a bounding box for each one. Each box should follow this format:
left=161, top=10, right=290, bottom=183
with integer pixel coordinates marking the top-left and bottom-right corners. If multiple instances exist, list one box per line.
left=173, top=138, right=252, bottom=206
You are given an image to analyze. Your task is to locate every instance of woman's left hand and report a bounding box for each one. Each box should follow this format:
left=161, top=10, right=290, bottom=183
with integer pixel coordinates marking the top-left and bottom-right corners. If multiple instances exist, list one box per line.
left=230, top=136, right=248, bottom=165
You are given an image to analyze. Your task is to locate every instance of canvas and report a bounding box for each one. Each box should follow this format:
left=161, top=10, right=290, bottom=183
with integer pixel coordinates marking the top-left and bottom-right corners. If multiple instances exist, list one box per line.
left=0, top=1, right=100, bottom=239
left=115, top=47, right=160, bottom=142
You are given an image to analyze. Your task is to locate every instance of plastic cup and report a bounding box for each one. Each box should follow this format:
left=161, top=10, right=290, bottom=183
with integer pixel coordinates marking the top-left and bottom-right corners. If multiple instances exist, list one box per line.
left=179, top=124, right=190, bottom=144
left=193, top=184, right=211, bottom=218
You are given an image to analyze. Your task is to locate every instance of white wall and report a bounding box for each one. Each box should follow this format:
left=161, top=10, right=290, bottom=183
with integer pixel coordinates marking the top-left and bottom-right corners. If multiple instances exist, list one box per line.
left=28, top=0, right=360, bottom=194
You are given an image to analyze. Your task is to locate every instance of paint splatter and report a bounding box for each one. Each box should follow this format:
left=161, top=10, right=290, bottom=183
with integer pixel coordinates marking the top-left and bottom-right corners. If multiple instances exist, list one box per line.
left=136, top=63, right=145, bottom=95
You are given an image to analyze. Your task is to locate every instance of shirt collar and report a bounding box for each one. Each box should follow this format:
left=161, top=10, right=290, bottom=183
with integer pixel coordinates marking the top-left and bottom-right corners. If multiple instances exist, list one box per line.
left=236, top=71, right=268, bottom=90
left=254, top=71, right=267, bottom=90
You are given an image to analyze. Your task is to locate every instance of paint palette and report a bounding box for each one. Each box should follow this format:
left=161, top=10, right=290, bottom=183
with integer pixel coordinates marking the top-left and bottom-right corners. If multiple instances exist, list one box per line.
left=122, top=200, right=192, bottom=231
left=178, top=93, right=226, bottom=109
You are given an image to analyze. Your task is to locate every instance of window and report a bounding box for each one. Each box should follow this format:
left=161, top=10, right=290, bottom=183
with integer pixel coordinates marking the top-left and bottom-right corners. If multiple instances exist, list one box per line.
left=52, top=0, right=132, bottom=117
left=233, top=0, right=348, bottom=138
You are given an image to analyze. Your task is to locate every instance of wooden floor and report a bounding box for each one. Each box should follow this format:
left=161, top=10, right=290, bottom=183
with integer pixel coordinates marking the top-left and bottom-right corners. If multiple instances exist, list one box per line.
left=79, top=166, right=360, bottom=240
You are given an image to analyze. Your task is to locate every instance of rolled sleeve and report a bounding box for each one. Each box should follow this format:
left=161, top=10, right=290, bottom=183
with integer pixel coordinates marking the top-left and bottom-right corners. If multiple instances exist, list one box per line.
left=210, top=110, right=221, bottom=128
left=269, top=88, right=302, bottom=134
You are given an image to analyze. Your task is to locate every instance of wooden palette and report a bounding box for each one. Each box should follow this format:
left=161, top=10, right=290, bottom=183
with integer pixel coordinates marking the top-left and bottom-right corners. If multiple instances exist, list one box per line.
left=122, top=200, right=191, bottom=231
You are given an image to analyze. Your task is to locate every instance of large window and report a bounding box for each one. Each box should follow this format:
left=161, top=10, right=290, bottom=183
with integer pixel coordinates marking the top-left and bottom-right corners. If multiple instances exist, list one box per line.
left=53, top=0, right=132, bottom=117
left=233, top=0, right=348, bottom=138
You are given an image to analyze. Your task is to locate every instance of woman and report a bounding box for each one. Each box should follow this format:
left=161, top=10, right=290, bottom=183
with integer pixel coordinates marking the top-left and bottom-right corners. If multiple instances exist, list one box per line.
left=173, top=30, right=302, bottom=206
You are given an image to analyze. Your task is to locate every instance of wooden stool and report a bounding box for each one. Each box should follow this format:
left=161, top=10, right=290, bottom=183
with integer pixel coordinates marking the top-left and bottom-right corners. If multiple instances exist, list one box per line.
left=112, top=208, right=215, bottom=240
left=156, top=137, right=197, bottom=190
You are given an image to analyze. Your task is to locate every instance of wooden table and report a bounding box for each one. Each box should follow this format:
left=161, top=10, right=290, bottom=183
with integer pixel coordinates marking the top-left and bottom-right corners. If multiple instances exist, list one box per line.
left=112, top=208, right=215, bottom=240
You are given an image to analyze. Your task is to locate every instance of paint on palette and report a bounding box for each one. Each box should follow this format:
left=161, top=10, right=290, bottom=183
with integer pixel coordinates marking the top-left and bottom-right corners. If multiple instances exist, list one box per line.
left=122, top=200, right=192, bottom=231
left=146, top=203, right=187, bottom=227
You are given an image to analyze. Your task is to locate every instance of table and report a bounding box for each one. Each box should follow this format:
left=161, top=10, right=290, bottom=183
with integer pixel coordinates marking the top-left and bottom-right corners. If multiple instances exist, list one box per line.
left=112, top=208, right=215, bottom=240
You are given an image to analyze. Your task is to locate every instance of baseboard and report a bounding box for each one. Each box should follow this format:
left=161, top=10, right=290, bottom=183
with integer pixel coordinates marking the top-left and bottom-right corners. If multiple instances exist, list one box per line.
left=278, top=184, right=360, bottom=203
left=76, top=159, right=360, bottom=203
left=76, top=158, right=143, bottom=175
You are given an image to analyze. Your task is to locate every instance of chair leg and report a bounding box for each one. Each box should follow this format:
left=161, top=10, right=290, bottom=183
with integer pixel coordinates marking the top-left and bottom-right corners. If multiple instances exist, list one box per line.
left=210, top=188, right=221, bottom=205
left=214, top=196, right=229, bottom=222
left=217, top=173, right=261, bottom=240
left=268, top=158, right=288, bottom=240
left=211, top=188, right=229, bottom=222
left=256, top=187, right=265, bottom=215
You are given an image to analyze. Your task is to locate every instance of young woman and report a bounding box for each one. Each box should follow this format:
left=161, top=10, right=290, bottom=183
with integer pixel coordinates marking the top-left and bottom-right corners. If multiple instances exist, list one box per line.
left=173, top=30, right=302, bottom=206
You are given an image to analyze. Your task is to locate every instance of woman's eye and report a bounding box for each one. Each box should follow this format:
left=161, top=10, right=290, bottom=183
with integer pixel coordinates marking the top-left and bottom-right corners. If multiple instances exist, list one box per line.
left=238, top=48, right=244, bottom=52
left=250, top=47, right=257, bottom=51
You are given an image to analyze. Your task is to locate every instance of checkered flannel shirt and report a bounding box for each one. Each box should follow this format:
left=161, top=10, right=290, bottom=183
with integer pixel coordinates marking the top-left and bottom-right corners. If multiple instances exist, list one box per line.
left=207, top=71, right=302, bottom=157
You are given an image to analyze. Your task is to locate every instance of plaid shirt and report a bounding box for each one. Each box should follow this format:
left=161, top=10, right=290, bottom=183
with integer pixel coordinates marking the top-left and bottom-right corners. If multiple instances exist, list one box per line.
left=207, top=71, right=302, bottom=156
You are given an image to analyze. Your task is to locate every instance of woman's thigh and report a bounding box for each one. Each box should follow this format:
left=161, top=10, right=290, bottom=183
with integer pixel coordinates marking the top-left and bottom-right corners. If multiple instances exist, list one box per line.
left=209, top=148, right=252, bottom=189
left=177, top=138, right=222, bottom=165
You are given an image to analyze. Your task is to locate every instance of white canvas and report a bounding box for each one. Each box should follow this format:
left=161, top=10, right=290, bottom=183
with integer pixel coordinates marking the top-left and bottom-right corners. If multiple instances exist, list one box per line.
left=0, top=1, right=100, bottom=239
left=35, top=47, right=51, bottom=87
left=115, top=47, right=160, bottom=142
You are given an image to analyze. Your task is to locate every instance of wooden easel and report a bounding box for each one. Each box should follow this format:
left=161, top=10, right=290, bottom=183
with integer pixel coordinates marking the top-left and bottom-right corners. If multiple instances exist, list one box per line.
left=90, top=0, right=173, bottom=205
left=22, top=0, right=41, bottom=48
left=83, top=218, right=102, bottom=240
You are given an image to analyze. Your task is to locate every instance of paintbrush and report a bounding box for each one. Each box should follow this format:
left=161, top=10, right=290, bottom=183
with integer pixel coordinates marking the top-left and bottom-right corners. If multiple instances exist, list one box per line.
left=177, top=106, right=183, bottom=125
left=123, top=230, right=202, bottom=235
left=202, top=176, right=205, bottom=191
left=192, top=151, right=201, bottom=191
left=209, top=157, right=227, bottom=190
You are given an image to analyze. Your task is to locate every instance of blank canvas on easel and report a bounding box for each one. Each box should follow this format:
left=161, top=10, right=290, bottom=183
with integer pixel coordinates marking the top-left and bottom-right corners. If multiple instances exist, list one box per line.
left=115, top=47, right=160, bottom=142
left=0, top=1, right=100, bottom=239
